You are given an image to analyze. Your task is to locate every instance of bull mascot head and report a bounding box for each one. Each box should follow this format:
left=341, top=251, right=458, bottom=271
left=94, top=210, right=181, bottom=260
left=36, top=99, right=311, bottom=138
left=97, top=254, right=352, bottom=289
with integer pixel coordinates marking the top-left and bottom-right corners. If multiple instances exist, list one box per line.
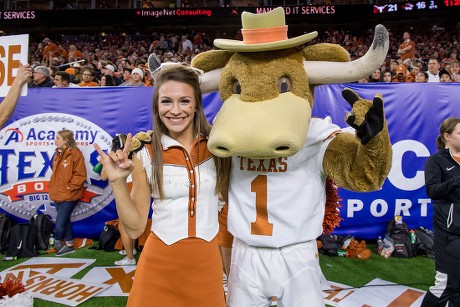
left=191, top=7, right=390, bottom=171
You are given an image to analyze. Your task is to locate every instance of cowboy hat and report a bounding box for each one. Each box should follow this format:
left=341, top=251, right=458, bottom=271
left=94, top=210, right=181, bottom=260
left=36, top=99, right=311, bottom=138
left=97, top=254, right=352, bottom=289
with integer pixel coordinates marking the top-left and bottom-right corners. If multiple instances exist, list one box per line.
left=214, top=7, right=317, bottom=52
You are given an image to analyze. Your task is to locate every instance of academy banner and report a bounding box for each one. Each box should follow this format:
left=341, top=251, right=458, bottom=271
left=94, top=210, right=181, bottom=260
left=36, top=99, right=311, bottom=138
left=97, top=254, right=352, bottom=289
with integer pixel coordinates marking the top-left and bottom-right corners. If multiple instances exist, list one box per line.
left=0, top=84, right=459, bottom=238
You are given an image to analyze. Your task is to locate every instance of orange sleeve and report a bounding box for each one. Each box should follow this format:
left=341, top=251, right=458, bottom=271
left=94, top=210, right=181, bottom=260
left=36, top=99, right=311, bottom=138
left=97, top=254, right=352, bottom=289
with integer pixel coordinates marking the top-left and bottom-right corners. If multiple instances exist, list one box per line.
left=217, top=204, right=233, bottom=248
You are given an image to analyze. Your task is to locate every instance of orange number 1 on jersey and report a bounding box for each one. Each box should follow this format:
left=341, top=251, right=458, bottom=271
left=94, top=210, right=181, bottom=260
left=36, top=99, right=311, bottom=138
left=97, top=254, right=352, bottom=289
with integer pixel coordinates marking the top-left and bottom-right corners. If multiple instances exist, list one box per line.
left=250, top=175, right=273, bottom=236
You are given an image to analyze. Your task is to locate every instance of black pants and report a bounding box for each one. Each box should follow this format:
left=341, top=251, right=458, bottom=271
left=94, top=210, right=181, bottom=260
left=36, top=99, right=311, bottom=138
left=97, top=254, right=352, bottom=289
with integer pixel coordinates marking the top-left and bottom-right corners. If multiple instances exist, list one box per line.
left=421, top=203, right=460, bottom=307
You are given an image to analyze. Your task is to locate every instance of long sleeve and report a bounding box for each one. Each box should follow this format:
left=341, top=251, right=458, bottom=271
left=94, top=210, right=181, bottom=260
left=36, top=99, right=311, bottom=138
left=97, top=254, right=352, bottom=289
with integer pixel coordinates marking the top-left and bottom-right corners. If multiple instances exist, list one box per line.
left=69, top=151, right=87, bottom=191
left=425, top=155, right=460, bottom=200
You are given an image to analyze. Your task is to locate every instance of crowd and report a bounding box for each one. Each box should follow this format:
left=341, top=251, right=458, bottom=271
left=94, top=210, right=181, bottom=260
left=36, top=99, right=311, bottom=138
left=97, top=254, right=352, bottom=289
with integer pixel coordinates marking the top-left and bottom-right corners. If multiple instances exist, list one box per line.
left=25, top=26, right=460, bottom=88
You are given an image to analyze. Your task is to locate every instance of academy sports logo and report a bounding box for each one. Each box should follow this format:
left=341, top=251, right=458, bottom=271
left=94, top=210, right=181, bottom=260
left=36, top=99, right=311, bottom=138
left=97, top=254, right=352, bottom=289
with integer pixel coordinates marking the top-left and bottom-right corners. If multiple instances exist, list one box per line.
left=0, top=113, right=114, bottom=221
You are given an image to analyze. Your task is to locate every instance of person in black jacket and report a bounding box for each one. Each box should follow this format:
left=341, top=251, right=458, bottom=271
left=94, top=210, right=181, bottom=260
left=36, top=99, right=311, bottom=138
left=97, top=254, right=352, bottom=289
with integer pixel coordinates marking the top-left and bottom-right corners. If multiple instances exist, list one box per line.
left=29, top=66, right=54, bottom=88
left=422, top=117, right=460, bottom=307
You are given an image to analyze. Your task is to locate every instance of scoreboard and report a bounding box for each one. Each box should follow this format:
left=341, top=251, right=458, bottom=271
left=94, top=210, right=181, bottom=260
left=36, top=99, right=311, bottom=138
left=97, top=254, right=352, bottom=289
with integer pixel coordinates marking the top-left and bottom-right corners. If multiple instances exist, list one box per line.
left=373, top=0, right=459, bottom=14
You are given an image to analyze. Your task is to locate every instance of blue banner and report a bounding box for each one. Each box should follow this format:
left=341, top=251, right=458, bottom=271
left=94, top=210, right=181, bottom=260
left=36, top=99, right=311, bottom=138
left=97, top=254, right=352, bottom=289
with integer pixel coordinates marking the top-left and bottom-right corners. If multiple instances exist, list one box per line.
left=1, top=84, right=459, bottom=239
left=313, top=83, right=460, bottom=238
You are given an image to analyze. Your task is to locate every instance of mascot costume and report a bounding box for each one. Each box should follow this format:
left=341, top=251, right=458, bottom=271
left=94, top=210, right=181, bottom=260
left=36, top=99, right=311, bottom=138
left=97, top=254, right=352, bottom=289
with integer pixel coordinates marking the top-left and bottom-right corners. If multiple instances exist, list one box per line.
left=189, top=7, right=393, bottom=307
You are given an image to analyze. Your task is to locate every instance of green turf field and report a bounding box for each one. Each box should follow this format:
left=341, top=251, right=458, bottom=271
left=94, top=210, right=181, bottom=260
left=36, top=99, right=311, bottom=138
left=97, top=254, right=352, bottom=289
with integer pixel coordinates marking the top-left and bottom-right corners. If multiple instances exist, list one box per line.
left=0, top=243, right=435, bottom=306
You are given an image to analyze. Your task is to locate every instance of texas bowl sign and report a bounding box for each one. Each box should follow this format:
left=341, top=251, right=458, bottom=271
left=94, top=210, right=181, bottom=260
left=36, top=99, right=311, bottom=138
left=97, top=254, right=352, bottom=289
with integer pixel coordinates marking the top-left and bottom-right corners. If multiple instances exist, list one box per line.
left=0, top=87, right=154, bottom=237
left=0, top=113, right=113, bottom=222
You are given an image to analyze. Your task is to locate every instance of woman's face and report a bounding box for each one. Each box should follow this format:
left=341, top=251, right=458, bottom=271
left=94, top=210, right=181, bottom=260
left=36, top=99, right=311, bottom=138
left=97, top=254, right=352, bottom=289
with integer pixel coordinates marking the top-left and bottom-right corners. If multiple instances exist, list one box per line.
left=415, top=73, right=427, bottom=82
left=158, top=80, right=196, bottom=140
left=371, top=69, right=381, bottom=80
left=55, top=133, right=67, bottom=149
left=445, top=123, right=460, bottom=152
left=383, top=72, right=392, bottom=82
left=100, top=76, right=106, bottom=86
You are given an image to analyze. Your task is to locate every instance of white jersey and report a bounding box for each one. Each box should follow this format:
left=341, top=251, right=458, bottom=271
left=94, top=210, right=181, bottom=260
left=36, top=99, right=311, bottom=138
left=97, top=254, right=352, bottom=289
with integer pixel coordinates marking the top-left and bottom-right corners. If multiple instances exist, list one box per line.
left=228, top=117, right=340, bottom=248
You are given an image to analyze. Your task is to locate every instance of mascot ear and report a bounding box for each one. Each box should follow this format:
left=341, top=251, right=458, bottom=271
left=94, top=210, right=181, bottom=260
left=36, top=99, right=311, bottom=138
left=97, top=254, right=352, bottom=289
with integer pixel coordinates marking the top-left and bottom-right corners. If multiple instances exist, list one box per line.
left=341, top=88, right=360, bottom=105
left=342, top=88, right=384, bottom=145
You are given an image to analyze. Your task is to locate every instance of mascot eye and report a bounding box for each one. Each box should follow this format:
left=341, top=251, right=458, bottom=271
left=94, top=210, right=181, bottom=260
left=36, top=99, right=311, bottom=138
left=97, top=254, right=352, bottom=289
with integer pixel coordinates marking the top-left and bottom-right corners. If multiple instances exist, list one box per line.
left=277, top=77, right=292, bottom=93
left=232, top=81, right=241, bottom=94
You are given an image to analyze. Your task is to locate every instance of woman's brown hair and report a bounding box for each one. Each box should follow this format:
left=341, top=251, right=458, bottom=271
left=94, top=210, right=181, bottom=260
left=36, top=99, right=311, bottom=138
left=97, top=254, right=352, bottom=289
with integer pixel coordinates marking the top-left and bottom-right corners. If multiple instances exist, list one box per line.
left=437, top=117, right=460, bottom=149
left=58, top=130, right=79, bottom=149
left=151, top=65, right=230, bottom=199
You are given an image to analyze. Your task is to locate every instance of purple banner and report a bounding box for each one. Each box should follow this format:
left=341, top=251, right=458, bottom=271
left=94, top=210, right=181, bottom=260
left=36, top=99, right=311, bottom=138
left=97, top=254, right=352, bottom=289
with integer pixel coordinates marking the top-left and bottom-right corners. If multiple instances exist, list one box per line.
left=314, top=83, right=460, bottom=238
left=1, top=84, right=459, bottom=239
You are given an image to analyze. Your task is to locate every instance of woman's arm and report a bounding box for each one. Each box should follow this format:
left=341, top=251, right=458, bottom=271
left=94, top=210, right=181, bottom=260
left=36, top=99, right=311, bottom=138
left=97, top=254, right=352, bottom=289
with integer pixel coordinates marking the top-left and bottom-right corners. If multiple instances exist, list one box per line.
left=115, top=154, right=152, bottom=239
left=94, top=135, right=151, bottom=239
left=425, top=156, right=460, bottom=199
left=69, top=151, right=87, bottom=190
left=0, top=63, right=32, bottom=129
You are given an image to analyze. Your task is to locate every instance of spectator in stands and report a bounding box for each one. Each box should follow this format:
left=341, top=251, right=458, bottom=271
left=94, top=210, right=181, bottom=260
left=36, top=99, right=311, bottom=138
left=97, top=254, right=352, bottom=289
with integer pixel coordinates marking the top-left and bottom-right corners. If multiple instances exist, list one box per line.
left=144, top=70, right=154, bottom=86
left=49, top=66, right=59, bottom=79
left=392, top=65, right=414, bottom=82
left=409, top=65, right=421, bottom=80
left=95, top=60, right=107, bottom=80
left=442, top=50, right=458, bottom=66
left=427, top=57, right=441, bottom=82
left=72, top=63, right=83, bottom=83
left=53, top=71, right=80, bottom=88
left=390, top=59, right=399, bottom=75
left=450, top=60, right=459, bottom=82
left=42, top=38, right=59, bottom=64
left=156, top=35, right=169, bottom=51
left=100, top=75, right=116, bottom=86
left=397, top=32, right=415, bottom=61
left=68, top=44, right=82, bottom=61
left=415, top=72, right=429, bottom=82
left=131, top=68, right=145, bottom=86
left=49, top=129, right=87, bottom=257
left=179, top=35, right=193, bottom=56
left=0, top=63, right=32, bottom=129
left=439, top=69, right=452, bottom=82
left=29, top=66, right=54, bottom=88
left=119, top=67, right=134, bottom=86
left=368, top=68, right=382, bottom=82
left=382, top=69, right=392, bottom=83
left=64, top=67, right=79, bottom=84
left=103, top=64, right=122, bottom=85
left=50, top=57, right=61, bottom=67
left=422, top=117, right=460, bottom=307
left=78, top=68, right=99, bottom=87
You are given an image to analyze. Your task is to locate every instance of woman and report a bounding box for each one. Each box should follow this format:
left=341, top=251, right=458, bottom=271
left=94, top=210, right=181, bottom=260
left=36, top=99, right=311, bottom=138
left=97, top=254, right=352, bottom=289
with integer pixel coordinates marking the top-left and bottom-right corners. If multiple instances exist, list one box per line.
left=450, top=60, right=459, bottom=82
left=94, top=64, right=231, bottom=306
left=49, top=130, right=87, bottom=256
left=382, top=69, right=392, bottom=83
left=368, top=68, right=382, bottom=82
left=422, top=117, right=460, bottom=306
left=100, top=75, right=115, bottom=86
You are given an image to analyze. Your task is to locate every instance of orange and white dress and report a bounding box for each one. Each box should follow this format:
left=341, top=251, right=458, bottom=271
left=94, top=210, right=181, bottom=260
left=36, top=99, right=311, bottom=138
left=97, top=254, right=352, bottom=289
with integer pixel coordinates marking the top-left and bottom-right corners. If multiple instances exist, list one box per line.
left=127, top=134, right=230, bottom=307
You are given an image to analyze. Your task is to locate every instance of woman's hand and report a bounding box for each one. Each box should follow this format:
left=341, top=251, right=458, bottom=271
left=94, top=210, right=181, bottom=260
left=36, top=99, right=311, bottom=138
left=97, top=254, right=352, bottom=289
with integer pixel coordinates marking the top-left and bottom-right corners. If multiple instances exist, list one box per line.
left=93, top=133, right=134, bottom=183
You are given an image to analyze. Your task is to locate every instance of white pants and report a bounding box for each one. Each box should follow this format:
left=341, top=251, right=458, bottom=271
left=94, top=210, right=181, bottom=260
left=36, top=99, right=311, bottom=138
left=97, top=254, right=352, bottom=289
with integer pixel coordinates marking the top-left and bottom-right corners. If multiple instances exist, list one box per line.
left=227, top=238, right=327, bottom=307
